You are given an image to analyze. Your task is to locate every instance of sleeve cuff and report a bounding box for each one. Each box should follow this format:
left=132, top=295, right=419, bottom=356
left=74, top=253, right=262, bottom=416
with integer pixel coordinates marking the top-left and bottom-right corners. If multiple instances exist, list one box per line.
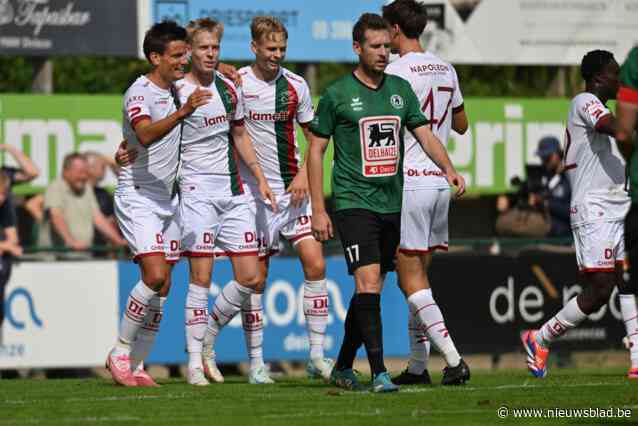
left=310, top=128, right=331, bottom=139
left=131, top=115, right=151, bottom=129
left=618, top=85, right=638, bottom=105
left=231, top=119, right=245, bottom=127
left=407, top=119, right=430, bottom=131
left=452, top=103, right=465, bottom=113
left=594, top=114, right=612, bottom=131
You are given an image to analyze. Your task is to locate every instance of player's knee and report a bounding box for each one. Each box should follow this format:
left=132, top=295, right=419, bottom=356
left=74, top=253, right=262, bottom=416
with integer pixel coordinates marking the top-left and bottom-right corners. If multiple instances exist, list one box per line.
left=142, top=270, right=168, bottom=290
left=303, top=256, right=325, bottom=281
left=235, top=270, right=260, bottom=289
left=588, top=273, right=615, bottom=308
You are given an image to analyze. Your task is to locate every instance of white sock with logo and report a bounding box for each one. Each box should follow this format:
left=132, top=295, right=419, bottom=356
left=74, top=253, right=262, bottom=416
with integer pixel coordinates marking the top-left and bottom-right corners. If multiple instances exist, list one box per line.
left=407, top=311, right=430, bottom=375
left=185, top=284, right=209, bottom=371
left=241, top=293, right=265, bottom=370
left=537, top=297, right=587, bottom=348
left=303, top=279, right=329, bottom=362
left=130, top=295, right=166, bottom=371
left=619, top=294, right=638, bottom=368
left=204, top=280, right=253, bottom=351
left=407, top=289, right=460, bottom=368
left=114, top=281, right=157, bottom=357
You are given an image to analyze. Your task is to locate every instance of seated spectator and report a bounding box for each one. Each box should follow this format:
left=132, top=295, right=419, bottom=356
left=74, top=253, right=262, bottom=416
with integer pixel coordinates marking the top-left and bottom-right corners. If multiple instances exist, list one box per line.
left=0, top=144, right=39, bottom=188
left=84, top=152, right=121, bottom=255
left=496, top=136, right=571, bottom=238
left=0, top=171, right=23, bottom=346
left=37, top=153, right=126, bottom=257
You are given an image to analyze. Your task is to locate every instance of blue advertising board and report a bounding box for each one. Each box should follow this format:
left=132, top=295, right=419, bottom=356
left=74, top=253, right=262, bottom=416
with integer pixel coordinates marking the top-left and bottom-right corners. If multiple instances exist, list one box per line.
left=118, top=256, right=409, bottom=364
left=151, top=0, right=386, bottom=62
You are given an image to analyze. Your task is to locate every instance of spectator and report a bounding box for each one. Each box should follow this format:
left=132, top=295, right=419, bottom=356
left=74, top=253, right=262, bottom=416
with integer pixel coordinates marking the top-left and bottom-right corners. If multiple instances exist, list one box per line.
left=37, top=153, right=127, bottom=257
left=0, top=144, right=39, bottom=188
left=496, top=136, right=571, bottom=238
left=0, top=171, right=23, bottom=346
left=84, top=152, right=121, bottom=254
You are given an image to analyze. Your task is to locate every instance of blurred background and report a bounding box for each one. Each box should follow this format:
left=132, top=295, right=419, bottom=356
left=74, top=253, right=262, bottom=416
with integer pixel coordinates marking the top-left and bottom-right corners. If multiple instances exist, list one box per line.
left=1, top=0, right=636, bottom=377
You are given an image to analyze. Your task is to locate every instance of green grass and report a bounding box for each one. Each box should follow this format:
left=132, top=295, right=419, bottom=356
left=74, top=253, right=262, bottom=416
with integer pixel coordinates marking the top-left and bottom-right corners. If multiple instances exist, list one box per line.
left=1, top=368, right=637, bottom=425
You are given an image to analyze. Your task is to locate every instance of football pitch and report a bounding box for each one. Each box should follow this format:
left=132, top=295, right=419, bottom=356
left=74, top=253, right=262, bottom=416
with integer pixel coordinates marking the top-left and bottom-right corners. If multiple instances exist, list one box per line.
left=1, top=368, right=637, bottom=425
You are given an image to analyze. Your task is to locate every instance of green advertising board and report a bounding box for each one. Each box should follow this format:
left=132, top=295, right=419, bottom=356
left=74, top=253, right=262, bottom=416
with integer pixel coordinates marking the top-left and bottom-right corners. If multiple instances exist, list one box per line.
left=0, top=94, right=575, bottom=195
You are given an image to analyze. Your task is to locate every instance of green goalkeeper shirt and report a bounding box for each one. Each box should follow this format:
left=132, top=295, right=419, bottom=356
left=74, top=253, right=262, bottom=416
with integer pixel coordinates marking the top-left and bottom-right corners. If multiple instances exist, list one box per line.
left=310, top=72, right=428, bottom=214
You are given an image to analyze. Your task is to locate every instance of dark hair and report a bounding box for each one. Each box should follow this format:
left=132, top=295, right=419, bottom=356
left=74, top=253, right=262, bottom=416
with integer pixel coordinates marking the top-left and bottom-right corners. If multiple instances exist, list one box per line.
left=62, top=153, right=87, bottom=171
left=581, top=50, right=615, bottom=82
left=382, top=0, right=428, bottom=39
left=142, top=20, right=187, bottom=62
left=352, top=13, right=390, bottom=45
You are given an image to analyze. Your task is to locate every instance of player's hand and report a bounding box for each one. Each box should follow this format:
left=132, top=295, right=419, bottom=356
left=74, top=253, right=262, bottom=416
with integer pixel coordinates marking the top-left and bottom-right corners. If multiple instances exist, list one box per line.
left=115, top=140, right=138, bottom=167
left=69, top=240, right=90, bottom=251
left=258, top=180, right=278, bottom=213
left=182, top=87, right=212, bottom=117
left=6, top=244, right=23, bottom=257
left=285, top=172, right=308, bottom=209
left=447, top=171, right=466, bottom=197
left=311, top=210, right=333, bottom=242
left=217, top=63, right=242, bottom=86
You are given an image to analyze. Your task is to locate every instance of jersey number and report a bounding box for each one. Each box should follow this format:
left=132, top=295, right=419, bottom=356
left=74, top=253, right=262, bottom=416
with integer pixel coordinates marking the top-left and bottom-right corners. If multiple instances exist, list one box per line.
left=562, top=129, right=577, bottom=171
left=345, top=244, right=360, bottom=263
left=421, top=86, right=454, bottom=130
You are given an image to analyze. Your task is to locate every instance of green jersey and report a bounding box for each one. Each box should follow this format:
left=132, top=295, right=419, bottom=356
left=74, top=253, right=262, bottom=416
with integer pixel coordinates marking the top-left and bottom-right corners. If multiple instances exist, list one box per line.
left=619, top=47, right=638, bottom=203
left=310, top=72, right=428, bottom=213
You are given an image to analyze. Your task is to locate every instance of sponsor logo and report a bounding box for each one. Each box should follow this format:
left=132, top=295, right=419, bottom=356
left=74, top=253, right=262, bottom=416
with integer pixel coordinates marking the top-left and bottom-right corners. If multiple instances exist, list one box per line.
left=406, top=168, right=444, bottom=177
left=6, top=288, right=43, bottom=330
left=409, top=63, right=449, bottom=73
left=390, top=94, right=404, bottom=109
left=359, top=116, right=401, bottom=177
left=202, top=114, right=228, bottom=127
left=248, top=110, right=290, bottom=122
left=0, top=0, right=91, bottom=35
left=244, top=93, right=259, bottom=99
left=350, top=97, right=363, bottom=111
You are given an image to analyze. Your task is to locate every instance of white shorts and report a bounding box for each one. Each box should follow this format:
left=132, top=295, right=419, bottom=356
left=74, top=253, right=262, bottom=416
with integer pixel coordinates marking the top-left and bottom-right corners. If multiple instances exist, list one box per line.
left=399, top=188, right=450, bottom=254
left=250, top=191, right=313, bottom=258
left=115, top=191, right=180, bottom=262
left=572, top=219, right=625, bottom=272
left=180, top=187, right=258, bottom=257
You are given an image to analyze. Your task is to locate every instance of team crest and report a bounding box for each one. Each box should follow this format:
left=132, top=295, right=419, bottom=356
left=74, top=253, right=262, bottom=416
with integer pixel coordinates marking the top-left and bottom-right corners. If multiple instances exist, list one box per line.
left=279, top=92, right=289, bottom=104
left=390, top=94, right=404, bottom=109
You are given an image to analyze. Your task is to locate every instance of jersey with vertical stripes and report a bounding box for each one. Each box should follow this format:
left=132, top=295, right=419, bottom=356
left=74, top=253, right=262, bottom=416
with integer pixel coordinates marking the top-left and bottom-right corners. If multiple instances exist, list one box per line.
left=619, top=46, right=638, bottom=203
left=564, top=92, right=629, bottom=226
left=238, top=66, right=314, bottom=193
left=385, top=51, right=464, bottom=189
left=177, top=73, right=245, bottom=196
left=118, top=75, right=180, bottom=199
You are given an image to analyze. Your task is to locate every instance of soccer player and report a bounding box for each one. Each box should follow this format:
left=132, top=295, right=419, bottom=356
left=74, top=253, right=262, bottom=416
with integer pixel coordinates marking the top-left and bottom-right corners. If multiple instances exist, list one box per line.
left=617, top=46, right=638, bottom=378
left=220, top=16, right=333, bottom=383
left=522, top=50, right=635, bottom=378
left=178, top=18, right=276, bottom=386
left=308, top=13, right=465, bottom=392
left=382, top=0, right=470, bottom=386
left=107, top=21, right=210, bottom=387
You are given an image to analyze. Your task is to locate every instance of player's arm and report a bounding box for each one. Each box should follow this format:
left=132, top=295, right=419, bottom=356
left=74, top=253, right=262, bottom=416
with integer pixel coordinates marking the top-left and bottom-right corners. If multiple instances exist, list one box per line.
left=285, top=123, right=312, bottom=208
left=412, top=125, right=465, bottom=196
left=132, top=88, right=211, bottom=147
left=231, top=124, right=277, bottom=210
left=452, top=108, right=468, bottom=135
left=93, top=209, right=127, bottom=247
left=307, top=132, right=333, bottom=241
left=0, top=227, right=22, bottom=257
left=0, top=144, right=39, bottom=183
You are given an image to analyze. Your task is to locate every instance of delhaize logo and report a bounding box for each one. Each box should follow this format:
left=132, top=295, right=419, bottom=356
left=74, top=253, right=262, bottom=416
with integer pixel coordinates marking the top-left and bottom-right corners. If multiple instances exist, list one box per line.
left=0, top=0, right=91, bottom=35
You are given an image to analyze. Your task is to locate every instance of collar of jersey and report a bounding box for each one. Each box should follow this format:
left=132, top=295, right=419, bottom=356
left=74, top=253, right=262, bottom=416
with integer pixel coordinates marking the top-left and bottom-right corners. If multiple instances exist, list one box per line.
left=351, top=71, right=386, bottom=92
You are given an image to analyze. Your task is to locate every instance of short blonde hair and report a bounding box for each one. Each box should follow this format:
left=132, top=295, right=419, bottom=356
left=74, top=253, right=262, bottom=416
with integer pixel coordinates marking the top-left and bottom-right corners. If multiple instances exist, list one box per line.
left=251, top=16, right=288, bottom=42
left=186, top=17, right=224, bottom=44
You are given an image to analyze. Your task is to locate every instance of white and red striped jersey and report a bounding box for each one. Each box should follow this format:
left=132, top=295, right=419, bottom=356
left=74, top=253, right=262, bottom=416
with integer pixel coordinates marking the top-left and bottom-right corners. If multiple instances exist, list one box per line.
left=385, top=51, right=464, bottom=190
left=118, top=75, right=181, bottom=198
left=177, top=73, right=245, bottom=196
left=238, top=66, right=314, bottom=193
left=564, top=92, right=629, bottom=226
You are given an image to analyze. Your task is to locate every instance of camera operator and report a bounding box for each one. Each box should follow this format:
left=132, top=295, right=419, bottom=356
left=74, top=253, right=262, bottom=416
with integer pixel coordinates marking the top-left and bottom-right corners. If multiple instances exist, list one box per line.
left=496, top=136, right=571, bottom=238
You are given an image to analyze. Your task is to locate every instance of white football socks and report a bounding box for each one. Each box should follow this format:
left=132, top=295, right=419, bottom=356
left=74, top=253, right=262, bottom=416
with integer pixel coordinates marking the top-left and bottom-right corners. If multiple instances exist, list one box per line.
left=407, top=311, right=430, bottom=375
left=619, top=294, right=638, bottom=369
left=204, top=280, right=253, bottom=352
left=407, top=288, right=460, bottom=368
left=537, top=297, right=587, bottom=348
left=241, top=293, right=265, bottom=370
left=114, top=281, right=157, bottom=356
left=303, top=279, right=329, bottom=361
left=130, top=295, right=166, bottom=371
left=185, top=284, right=209, bottom=370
